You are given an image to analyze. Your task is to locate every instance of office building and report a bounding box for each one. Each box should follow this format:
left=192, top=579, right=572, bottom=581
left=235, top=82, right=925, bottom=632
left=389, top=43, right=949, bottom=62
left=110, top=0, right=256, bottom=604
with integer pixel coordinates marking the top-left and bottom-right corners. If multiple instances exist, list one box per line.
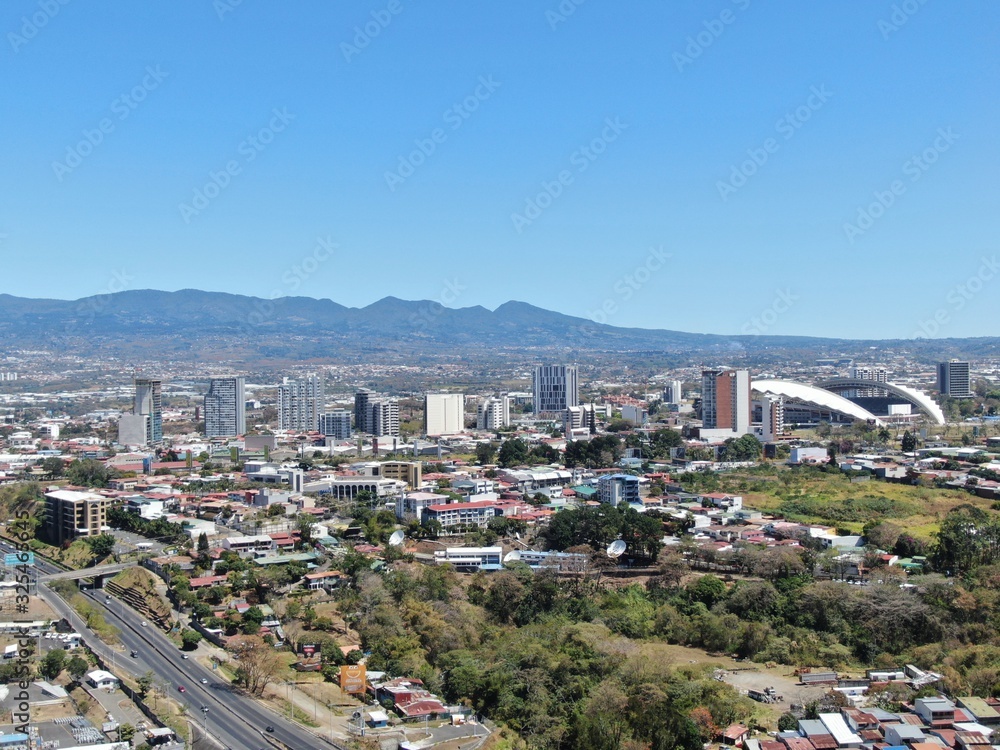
left=424, top=393, right=465, bottom=436
left=701, top=368, right=751, bottom=437
left=44, top=489, right=109, bottom=545
left=319, top=410, right=352, bottom=440
left=477, top=395, right=511, bottom=430
left=938, top=360, right=972, bottom=398
left=563, top=403, right=596, bottom=435
left=533, top=365, right=579, bottom=415
left=278, top=374, right=324, bottom=431
left=134, top=378, right=162, bottom=444
left=354, top=389, right=373, bottom=434
left=598, top=474, right=641, bottom=508
left=622, top=404, right=649, bottom=425
left=204, top=377, right=246, bottom=438
left=663, top=380, right=683, bottom=405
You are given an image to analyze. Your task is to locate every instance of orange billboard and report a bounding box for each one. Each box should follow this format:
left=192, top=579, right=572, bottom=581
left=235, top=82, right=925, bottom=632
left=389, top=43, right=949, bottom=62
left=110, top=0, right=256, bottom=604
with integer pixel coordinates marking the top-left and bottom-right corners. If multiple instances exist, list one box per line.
left=340, top=664, right=367, bottom=694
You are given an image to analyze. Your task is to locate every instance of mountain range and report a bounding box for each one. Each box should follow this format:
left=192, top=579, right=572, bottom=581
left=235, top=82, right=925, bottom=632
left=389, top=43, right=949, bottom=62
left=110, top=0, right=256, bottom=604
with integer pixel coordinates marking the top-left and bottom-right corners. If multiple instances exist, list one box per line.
left=0, top=290, right=995, bottom=365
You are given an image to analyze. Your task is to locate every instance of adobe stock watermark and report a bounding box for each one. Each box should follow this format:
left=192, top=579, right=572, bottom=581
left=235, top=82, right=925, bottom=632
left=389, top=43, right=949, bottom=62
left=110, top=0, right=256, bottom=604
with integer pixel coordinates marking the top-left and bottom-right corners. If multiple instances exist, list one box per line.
left=341, top=0, right=404, bottom=63
left=842, top=127, right=957, bottom=244
left=52, top=66, right=169, bottom=182
left=409, top=279, right=467, bottom=331
left=913, top=255, right=999, bottom=338
left=178, top=107, right=294, bottom=223
left=717, top=85, right=832, bottom=201
left=214, top=0, right=246, bottom=21
left=587, top=246, right=671, bottom=325
left=510, top=116, right=627, bottom=233
left=673, top=0, right=751, bottom=72
left=243, top=236, right=337, bottom=328
left=60, top=269, right=134, bottom=344
left=8, top=0, right=72, bottom=53
left=546, top=0, right=586, bottom=30
left=741, top=289, right=798, bottom=334
left=878, top=0, right=930, bottom=40
left=385, top=76, right=501, bottom=192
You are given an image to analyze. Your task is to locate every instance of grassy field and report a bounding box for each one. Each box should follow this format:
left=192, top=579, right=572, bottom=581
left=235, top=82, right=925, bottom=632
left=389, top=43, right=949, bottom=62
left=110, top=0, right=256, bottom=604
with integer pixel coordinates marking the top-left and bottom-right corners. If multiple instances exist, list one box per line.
left=697, top=467, right=990, bottom=539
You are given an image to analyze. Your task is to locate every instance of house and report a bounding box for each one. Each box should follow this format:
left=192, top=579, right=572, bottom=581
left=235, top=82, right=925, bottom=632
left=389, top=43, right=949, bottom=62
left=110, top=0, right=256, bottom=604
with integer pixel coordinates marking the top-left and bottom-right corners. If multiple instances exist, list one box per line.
left=916, top=697, right=956, bottom=727
left=720, top=723, right=749, bottom=746
left=884, top=724, right=926, bottom=746
left=87, top=670, right=119, bottom=690
left=957, top=697, right=1000, bottom=726
left=302, top=571, right=344, bottom=590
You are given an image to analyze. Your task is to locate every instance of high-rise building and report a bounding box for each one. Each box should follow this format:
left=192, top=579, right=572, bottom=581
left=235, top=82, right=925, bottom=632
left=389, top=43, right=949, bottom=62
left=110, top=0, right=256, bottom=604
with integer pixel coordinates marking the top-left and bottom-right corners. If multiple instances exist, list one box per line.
left=204, top=377, right=246, bottom=438
left=938, top=360, right=972, bottom=398
left=134, top=378, right=162, bottom=443
left=424, top=393, right=465, bottom=436
left=563, top=403, right=596, bottom=435
left=278, top=374, right=324, bottom=431
left=477, top=395, right=511, bottom=430
left=354, top=389, right=373, bottom=434
left=759, top=393, right=785, bottom=442
left=663, top=380, right=683, bottom=405
left=533, top=365, right=579, bottom=415
left=370, top=398, right=400, bottom=437
left=701, top=369, right=751, bottom=436
left=354, top=389, right=399, bottom=437
left=44, top=489, right=109, bottom=546
left=319, top=410, right=352, bottom=440
left=850, top=366, right=888, bottom=398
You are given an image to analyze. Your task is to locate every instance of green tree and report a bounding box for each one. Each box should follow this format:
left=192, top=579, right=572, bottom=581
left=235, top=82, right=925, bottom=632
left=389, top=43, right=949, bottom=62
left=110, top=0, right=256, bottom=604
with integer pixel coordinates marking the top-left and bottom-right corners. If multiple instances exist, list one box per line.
left=66, top=459, right=117, bottom=488
left=475, top=442, right=498, bottom=465
left=118, top=724, right=135, bottom=743
left=497, top=438, right=530, bottom=468
left=66, top=655, right=89, bottom=682
left=197, top=532, right=209, bottom=554
left=40, top=648, right=65, bottom=679
left=136, top=671, right=154, bottom=698
left=84, top=534, right=116, bottom=559
left=181, top=628, right=203, bottom=650
left=40, top=456, right=65, bottom=476
left=901, top=430, right=917, bottom=452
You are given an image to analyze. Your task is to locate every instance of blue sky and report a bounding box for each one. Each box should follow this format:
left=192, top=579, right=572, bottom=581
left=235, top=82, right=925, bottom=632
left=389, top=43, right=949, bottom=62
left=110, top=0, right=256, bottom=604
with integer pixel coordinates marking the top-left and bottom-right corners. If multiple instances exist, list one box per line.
left=1, top=0, right=998, bottom=339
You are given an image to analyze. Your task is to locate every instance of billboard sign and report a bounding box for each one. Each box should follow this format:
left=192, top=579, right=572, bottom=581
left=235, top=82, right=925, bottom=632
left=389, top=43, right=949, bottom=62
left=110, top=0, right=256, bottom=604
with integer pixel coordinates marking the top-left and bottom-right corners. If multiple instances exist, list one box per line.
left=340, top=664, right=367, bottom=694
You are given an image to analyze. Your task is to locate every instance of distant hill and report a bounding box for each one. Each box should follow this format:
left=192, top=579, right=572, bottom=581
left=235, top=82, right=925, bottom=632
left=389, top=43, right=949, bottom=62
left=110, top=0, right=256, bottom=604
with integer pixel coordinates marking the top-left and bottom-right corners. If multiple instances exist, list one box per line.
left=0, top=289, right=996, bottom=364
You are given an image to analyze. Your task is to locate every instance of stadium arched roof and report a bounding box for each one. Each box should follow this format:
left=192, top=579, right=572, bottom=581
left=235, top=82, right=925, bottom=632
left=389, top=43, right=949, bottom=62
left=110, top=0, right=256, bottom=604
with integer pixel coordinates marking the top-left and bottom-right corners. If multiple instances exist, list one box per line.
left=818, top=378, right=946, bottom=426
left=752, top=379, right=884, bottom=426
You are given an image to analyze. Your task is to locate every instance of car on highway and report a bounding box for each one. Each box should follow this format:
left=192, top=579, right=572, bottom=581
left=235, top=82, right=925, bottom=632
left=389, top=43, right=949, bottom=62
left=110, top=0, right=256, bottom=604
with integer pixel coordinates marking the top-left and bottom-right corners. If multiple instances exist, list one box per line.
left=265, top=726, right=274, bottom=733
left=130, top=650, right=138, bottom=658
left=141, top=621, right=147, bottom=627
left=200, top=678, right=208, bottom=684
left=181, top=654, right=189, bottom=659
left=178, top=686, right=186, bottom=693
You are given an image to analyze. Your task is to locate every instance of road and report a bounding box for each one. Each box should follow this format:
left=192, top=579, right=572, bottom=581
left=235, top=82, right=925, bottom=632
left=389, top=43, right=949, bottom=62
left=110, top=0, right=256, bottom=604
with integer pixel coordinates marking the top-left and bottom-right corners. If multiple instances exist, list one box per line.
left=1, top=540, right=346, bottom=750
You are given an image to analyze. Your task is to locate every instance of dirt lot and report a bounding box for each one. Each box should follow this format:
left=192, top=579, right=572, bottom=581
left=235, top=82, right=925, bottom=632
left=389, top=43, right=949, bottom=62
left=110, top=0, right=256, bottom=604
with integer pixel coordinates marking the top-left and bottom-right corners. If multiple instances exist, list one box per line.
left=650, top=643, right=829, bottom=716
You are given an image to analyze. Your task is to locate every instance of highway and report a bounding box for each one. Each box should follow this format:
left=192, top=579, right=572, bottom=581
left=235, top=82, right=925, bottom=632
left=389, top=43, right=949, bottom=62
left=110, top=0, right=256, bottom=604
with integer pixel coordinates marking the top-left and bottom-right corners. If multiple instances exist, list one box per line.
left=2, top=541, right=345, bottom=750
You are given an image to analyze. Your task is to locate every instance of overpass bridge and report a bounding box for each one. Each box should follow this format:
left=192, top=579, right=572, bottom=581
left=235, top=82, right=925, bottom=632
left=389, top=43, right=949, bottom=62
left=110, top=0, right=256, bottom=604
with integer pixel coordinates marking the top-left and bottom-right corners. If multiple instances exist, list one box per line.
left=38, top=562, right=131, bottom=586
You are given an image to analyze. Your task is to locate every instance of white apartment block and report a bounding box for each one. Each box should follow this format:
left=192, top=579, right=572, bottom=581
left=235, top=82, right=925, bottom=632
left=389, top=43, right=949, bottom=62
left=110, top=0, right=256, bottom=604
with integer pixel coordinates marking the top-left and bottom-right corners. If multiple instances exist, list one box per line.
left=424, top=392, right=465, bottom=436
left=476, top=395, right=510, bottom=430
left=278, top=374, right=324, bottom=431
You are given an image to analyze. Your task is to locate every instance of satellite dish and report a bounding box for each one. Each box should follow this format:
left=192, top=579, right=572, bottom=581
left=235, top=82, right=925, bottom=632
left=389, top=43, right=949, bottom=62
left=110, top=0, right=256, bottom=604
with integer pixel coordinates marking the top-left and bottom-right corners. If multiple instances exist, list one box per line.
left=606, top=540, right=626, bottom=559
left=388, top=531, right=405, bottom=547
left=503, top=550, right=521, bottom=563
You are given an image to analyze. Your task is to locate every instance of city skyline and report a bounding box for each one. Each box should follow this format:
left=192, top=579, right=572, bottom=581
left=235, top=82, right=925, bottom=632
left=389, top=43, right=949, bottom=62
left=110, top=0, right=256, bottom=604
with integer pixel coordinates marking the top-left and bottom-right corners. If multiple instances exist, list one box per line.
left=1, top=3, right=998, bottom=339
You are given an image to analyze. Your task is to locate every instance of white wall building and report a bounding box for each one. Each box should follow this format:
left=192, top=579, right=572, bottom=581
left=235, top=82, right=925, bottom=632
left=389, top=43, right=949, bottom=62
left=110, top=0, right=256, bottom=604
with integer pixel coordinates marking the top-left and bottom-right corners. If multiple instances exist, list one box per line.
left=477, top=395, right=510, bottom=430
left=278, top=374, right=324, bottom=431
left=424, top=393, right=465, bottom=436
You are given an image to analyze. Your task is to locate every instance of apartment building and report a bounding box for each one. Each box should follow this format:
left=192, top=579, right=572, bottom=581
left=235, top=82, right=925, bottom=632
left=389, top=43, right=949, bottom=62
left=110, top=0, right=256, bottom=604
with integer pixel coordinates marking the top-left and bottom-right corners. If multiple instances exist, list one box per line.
left=422, top=500, right=501, bottom=530
left=318, top=410, right=352, bottom=440
left=938, top=360, right=972, bottom=398
left=278, top=374, right=324, bottom=431
left=701, top=368, right=751, bottom=437
left=44, top=490, right=110, bottom=545
left=476, top=395, right=511, bottom=430
left=424, top=392, right=465, bottom=436
left=204, top=376, right=246, bottom=438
